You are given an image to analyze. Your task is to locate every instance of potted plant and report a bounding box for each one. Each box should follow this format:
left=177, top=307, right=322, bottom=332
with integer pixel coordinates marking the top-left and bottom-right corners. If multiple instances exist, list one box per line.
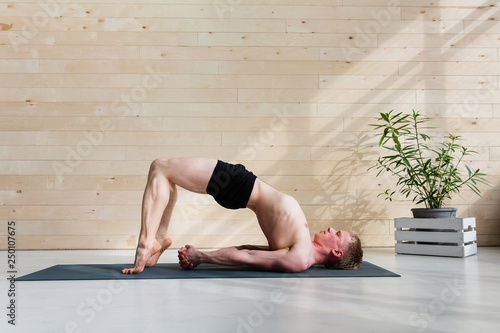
left=370, top=109, right=488, bottom=218
left=369, top=110, right=489, bottom=257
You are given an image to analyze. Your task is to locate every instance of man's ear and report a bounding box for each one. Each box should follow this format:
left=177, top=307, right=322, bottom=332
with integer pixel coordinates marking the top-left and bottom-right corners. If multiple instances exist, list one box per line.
left=331, top=249, right=344, bottom=258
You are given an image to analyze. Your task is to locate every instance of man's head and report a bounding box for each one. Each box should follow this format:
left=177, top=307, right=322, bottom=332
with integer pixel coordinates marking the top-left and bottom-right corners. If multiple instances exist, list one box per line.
left=314, top=227, right=363, bottom=270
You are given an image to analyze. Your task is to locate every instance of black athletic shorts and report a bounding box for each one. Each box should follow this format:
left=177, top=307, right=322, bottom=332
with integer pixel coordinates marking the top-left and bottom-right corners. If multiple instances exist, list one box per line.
left=206, top=160, right=257, bottom=210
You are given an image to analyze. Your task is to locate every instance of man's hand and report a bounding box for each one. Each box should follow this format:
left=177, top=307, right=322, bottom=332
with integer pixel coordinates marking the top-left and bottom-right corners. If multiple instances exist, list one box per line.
left=178, top=244, right=201, bottom=270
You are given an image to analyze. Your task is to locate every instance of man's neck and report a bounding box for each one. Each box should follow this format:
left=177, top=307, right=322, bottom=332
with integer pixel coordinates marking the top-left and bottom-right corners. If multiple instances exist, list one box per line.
left=310, top=241, right=330, bottom=266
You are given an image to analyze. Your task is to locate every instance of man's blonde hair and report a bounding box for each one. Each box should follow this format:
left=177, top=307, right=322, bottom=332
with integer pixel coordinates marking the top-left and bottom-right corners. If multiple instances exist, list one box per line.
left=325, top=234, right=363, bottom=270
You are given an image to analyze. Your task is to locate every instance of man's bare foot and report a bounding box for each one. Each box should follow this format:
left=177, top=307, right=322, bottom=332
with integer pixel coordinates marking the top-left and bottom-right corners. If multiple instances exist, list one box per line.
left=178, top=245, right=201, bottom=270
left=122, top=240, right=162, bottom=274
left=145, top=237, right=172, bottom=268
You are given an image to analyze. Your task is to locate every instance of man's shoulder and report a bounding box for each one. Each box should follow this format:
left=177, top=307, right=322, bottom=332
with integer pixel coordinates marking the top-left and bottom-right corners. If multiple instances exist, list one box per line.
left=285, top=242, right=313, bottom=271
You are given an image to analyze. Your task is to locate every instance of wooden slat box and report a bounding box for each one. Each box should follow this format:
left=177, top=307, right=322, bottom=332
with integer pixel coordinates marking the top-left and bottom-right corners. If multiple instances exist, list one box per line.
left=394, top=217, right=477, bottom=258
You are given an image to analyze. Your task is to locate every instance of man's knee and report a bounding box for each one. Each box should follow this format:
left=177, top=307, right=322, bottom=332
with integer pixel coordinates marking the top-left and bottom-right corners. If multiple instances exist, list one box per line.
left=149, top=158, right=171, bottom=177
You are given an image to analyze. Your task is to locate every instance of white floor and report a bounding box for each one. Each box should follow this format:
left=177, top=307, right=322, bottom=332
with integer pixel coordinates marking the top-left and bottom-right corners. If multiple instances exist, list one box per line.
left=1, top=248, right=499, bottom=333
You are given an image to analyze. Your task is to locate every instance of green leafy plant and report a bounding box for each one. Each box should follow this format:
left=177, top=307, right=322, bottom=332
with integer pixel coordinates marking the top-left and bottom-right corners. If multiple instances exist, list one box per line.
left=370, top=110, right=489, bottom=209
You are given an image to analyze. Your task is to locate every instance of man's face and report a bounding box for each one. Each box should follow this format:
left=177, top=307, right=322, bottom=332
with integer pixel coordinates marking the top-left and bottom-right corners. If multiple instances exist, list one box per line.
left=314, top=227, right=352, bottom=252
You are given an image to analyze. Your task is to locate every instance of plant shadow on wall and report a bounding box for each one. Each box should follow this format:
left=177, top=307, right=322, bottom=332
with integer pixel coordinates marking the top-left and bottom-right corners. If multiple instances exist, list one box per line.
left=313, top=132, right=389, bottom=236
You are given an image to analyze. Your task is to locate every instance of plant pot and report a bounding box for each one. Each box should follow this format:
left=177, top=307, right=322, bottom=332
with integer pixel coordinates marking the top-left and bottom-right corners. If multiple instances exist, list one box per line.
left=411, top=208, right=457, bottom=219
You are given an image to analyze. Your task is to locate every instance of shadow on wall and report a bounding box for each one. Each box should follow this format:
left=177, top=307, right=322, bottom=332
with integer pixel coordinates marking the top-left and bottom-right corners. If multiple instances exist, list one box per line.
left=303, top=2, right=500, bottom=246
left=310, top=132, right=388, bottom=234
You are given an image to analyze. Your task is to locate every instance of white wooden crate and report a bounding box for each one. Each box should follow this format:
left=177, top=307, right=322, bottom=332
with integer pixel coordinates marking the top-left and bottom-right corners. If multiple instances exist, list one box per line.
left=394, top=217, right=477, bottom=258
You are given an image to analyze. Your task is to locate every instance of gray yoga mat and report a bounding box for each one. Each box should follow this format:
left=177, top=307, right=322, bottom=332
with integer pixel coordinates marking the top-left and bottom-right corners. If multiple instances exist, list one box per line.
left=17, top=262, right=399, bottom=281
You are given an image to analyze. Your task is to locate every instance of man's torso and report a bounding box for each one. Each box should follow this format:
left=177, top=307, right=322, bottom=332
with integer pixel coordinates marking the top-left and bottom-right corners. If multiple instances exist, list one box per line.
left=247, top=179, right=312, bottom=251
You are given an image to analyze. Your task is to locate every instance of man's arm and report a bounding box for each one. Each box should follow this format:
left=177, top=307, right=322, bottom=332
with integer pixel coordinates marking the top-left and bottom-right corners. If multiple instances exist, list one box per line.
left=178, top=245, right=309, bottom=273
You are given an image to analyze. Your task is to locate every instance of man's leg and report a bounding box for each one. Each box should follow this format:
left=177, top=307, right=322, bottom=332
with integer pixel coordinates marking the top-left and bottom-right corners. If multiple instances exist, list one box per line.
left=143, top=177, right=176, bottom=268
left=122, top=157, right=217, bottom=274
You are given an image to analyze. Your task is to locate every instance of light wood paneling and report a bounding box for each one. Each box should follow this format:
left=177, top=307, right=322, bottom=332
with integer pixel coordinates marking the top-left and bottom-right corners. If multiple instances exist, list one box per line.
left=1, top=0, right=499, bottom=250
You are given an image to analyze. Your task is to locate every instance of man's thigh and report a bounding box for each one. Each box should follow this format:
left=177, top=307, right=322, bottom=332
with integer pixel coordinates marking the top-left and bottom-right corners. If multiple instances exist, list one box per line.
left=158, top=157, right=217, bottom=194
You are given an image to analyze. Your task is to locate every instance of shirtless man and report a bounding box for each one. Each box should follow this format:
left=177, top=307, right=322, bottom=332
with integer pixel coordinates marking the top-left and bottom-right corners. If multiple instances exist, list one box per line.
left=122, top=158, right=363, bottom=274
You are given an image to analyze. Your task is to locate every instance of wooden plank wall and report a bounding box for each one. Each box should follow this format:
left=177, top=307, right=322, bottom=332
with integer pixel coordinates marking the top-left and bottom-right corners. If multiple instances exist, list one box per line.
left=1, top=0, right=499, bottom=250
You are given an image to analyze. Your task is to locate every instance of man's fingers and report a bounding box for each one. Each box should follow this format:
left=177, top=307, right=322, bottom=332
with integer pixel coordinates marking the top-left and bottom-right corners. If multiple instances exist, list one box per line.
left=177, top=245, right=196, bottom=270
left=181, top=260, right=191, bottom=269
left=179, top=256, right=195, bottom=270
